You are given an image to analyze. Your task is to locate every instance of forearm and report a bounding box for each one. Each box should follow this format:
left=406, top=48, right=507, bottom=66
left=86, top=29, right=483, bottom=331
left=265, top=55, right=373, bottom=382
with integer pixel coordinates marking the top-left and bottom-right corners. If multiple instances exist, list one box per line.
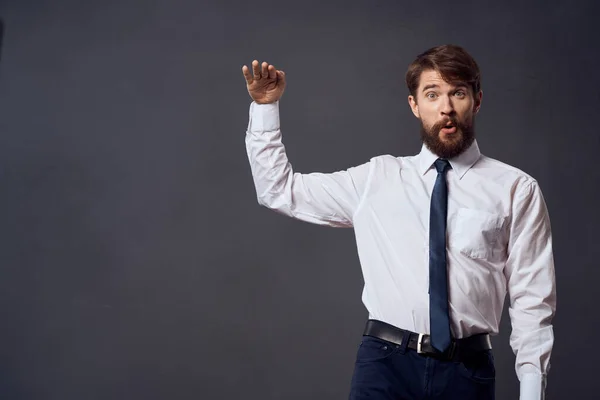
left=245, top=101, right=291, bottom=209
left=510, top=279, right=555, bottom=400
left=512, top=322, right=554, bottom=400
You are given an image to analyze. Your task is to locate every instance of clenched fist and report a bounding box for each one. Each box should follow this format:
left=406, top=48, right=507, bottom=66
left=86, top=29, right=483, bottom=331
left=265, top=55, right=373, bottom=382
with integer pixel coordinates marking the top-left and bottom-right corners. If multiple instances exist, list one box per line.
left=242, top=60, right=286, bottom=104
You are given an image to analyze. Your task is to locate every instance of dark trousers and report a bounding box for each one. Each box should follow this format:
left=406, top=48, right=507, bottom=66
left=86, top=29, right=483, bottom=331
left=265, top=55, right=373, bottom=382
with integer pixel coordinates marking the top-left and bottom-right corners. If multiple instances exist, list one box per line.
left=349, top=335, right=495, bottom=400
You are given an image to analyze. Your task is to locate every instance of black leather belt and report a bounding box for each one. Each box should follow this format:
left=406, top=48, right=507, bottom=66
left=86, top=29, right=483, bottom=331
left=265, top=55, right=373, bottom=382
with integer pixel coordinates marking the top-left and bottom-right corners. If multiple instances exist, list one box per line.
left=363, top=319, right=492, bottom=361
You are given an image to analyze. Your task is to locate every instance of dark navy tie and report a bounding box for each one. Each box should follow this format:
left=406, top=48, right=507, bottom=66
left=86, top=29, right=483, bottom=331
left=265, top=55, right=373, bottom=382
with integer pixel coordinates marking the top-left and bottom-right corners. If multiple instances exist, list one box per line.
left=429, top=158, right=452, bottom=353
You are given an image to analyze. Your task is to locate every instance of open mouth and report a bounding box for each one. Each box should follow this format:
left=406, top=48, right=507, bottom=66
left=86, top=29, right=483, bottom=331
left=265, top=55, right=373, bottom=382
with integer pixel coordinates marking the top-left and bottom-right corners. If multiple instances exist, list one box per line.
left=441, top=124, right=457, bottom=134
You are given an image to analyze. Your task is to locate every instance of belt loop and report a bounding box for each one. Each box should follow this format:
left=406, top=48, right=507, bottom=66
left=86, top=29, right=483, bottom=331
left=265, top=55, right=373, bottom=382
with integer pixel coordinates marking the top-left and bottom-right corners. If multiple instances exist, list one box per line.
left=398, top=329, right=410, bottom=354
left=447, top=341, right=457, bottom=360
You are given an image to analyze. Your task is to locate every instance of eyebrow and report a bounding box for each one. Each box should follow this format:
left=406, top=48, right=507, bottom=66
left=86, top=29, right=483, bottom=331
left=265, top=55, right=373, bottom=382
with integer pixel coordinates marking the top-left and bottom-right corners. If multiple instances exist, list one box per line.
left=422, top=84, right=439, bottom=92
left=421, top=83, right=469, bottom=92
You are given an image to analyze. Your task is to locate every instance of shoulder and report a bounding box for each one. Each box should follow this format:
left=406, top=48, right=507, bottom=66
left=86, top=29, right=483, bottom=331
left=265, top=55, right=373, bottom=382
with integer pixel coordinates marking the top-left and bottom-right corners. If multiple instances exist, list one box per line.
left=367, top=153, right=417, bottom=169
left=473, top=155, right=549, bottom=211
left=475, top=154, right=538, bottom=188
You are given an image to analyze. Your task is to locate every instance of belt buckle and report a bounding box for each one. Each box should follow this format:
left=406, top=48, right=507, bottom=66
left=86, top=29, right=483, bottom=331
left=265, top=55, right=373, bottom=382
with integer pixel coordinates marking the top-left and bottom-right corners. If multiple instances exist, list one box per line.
left=417, top=333, right=425, bottom=354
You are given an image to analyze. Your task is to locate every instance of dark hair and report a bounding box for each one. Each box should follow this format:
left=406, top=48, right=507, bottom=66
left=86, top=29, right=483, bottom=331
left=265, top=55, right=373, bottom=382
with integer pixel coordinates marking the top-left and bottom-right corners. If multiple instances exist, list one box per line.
left=405, top=44, right=481, bottom=98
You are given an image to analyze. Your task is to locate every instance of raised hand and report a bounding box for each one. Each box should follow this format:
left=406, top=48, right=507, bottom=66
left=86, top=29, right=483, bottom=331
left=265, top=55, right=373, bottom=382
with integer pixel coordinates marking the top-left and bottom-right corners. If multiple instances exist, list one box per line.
left=242, top=60, right=286, bottom=104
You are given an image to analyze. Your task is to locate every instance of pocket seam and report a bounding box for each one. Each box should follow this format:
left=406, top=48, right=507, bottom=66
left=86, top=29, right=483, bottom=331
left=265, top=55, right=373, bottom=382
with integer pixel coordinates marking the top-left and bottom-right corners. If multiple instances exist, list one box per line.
left=455, top=352, right=496, bottom=384
left=453, top=208, right=503, bottom=260
left=355, top=338, right=399, bottom=363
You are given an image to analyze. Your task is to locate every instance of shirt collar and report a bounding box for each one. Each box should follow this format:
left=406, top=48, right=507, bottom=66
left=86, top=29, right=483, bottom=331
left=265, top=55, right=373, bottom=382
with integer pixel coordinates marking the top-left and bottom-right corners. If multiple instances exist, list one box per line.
left=417, top=139, right=481, bottom=179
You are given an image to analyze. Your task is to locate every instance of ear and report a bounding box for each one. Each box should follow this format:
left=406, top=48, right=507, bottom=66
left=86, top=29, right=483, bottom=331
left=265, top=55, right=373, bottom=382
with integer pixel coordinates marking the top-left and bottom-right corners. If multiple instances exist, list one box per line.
left=473, top=90, right=483, bottom=114
left=408, top=95, right=420, bottom=118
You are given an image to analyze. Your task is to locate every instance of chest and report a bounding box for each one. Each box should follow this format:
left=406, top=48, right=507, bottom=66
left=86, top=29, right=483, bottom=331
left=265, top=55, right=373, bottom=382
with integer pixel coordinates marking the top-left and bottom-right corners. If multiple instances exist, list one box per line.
left=355, top=168, right=511, bottom=260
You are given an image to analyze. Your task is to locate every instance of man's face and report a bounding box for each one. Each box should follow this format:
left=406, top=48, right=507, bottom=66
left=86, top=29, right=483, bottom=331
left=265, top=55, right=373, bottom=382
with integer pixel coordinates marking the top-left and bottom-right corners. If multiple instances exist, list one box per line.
left=408, top=69, right=482, bottom=159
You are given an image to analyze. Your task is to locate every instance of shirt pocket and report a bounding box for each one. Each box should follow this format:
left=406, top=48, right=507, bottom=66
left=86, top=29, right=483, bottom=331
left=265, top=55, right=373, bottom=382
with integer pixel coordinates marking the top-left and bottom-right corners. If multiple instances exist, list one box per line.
left=451, top=208, right=504, bottom=260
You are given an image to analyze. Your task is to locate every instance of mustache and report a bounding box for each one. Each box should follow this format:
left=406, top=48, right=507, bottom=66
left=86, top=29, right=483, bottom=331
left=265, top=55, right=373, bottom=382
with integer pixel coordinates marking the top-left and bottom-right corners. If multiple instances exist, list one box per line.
left=432, top=118, right=459, bottom=130
left=430, top=117, right=472, bottom=133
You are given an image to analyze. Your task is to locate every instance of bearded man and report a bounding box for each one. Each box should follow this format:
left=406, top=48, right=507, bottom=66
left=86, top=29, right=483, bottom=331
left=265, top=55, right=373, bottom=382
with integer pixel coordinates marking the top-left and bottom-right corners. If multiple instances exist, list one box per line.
left=241, top=44, right=556, bottom=400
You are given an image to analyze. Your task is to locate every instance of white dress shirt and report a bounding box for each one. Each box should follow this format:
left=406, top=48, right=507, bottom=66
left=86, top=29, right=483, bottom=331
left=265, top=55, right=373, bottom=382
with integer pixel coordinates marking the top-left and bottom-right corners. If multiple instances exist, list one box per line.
left=245, top=101, right=556, bottom=400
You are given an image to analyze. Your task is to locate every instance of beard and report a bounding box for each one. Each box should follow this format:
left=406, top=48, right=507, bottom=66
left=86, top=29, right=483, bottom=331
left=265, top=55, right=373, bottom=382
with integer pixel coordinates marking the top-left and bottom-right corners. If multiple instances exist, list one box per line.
left=420, top=116, right=476, bottom=159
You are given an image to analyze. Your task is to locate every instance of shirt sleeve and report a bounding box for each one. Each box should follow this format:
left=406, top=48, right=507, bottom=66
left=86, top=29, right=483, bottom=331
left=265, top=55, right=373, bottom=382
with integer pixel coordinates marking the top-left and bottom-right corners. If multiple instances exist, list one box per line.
left=504, top=178, right=556, bottom=400
left=245, top=101, right=370, bottom=227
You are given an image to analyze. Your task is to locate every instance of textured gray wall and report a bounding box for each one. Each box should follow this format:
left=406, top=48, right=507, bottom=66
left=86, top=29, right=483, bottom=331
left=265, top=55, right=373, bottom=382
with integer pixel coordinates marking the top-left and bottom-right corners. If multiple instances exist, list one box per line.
left=0, top=0, right=598, bottom=399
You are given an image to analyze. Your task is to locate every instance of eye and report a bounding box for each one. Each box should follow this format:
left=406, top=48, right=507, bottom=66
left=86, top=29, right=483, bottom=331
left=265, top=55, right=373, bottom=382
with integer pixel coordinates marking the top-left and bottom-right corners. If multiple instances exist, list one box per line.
left=426, top=92, right=437, bottom=99
left=454, top=90, right=466, bottom=98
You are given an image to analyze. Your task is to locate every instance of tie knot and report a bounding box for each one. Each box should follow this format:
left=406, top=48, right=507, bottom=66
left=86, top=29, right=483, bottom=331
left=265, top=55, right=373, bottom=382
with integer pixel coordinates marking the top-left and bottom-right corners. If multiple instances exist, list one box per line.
left=434, top=159, right=451, bottom=174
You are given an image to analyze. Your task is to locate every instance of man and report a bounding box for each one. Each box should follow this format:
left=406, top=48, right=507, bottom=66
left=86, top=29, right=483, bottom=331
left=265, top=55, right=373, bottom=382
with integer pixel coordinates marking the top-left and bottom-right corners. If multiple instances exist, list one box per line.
left=241, top=44, right=556, bottom=400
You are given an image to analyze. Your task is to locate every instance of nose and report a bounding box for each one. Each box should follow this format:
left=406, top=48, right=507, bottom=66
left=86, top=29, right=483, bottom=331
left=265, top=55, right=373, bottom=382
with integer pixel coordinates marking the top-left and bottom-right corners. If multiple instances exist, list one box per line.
left=439, top=95, right=454, bottom=116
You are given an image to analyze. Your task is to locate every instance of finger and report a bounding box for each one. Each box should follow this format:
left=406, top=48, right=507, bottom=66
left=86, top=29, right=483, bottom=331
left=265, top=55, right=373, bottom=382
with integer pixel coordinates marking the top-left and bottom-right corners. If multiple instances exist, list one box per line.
left=242, top=65, right=253, bottom=84
left=261, top=62, right=269, bottom=78
left=277, top=70, right=286, bottom=86
left=268, top=64, right=277, bottom=79
left=252, top=60, right=261, bottom=80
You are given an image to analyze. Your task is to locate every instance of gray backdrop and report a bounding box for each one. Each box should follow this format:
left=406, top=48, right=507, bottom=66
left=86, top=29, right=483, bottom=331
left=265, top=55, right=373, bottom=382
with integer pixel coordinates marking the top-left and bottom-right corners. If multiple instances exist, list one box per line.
left=0, top=0, right=598, bottom=399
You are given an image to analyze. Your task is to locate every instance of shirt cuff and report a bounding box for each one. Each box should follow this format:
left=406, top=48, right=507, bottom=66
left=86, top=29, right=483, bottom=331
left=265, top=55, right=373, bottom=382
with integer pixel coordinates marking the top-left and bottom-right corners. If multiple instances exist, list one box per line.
left=520, top=373, right=546, bottom=400
left=247, top=101, right=280, bottom=132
